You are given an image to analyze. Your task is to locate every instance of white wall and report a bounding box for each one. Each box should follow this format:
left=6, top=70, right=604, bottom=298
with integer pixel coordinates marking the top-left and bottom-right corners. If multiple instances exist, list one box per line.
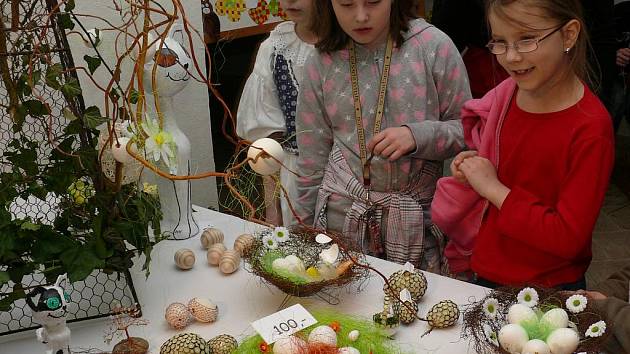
left=69, top=0, right=218, bottom=208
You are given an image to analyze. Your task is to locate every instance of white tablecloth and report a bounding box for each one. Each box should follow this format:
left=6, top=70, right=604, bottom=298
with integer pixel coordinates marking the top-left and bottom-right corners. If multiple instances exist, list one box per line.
left=0, top=206, right=489, bottom=353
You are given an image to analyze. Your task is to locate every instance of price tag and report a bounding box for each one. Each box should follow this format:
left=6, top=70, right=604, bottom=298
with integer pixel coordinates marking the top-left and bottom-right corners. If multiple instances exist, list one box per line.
left=251, top=304, right=317, bottom=344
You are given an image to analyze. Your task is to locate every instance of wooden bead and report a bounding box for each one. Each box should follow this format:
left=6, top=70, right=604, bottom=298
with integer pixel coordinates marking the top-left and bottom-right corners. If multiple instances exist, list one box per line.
left=200, top=228, right=224, bottom=249
left=219, top=250, right=241, bottom=274
left=164, top=303, right=191, bottom=330
left=174, top=249, right=195, bottom=270
left=233, top=233, right=254, bottom=255
left=206, top=243, right=227, bottom=266
left=187, top=297, right=218, bottom=323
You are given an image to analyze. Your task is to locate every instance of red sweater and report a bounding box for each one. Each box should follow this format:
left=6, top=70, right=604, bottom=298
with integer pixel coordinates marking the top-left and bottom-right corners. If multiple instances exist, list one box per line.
left=470, top=85, right=614, bottom=287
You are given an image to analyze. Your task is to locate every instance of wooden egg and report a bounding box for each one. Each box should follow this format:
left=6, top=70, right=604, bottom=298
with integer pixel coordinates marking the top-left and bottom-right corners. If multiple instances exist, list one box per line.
left=233, top=233, right=254, bottom=255
left=164, top=302, right=191, bottom=330
left=200, top=228, right=224, bottom=249
left=247, top=138, right=286, bottom=175
left=174, top=249, right=195, bottom=270
left=206, top=243, right=227, bottom=266
left=187, top=297, right=218, bottom=323
left=219, top=250, right=241, bottom=274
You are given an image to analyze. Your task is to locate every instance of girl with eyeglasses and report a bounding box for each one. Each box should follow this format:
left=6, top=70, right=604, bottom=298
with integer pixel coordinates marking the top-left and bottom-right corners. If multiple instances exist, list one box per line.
left=431, top=0, right=615, bottom=290
left=295, top=0, right=470, bottom=272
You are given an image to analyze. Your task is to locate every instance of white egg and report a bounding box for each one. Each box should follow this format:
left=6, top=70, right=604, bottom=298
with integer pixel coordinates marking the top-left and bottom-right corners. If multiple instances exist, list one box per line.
left=247, top=138, right=286, bottom=175
left=541, top=308, right=569, bottom=329
left=320, top=244, right=340, bottom=264
left=111, top=137, right=132, bottom=163
left=522, top=339, right=551, bottom=354
left=284, top=255, right=305, bottom=273
left=272, top=258, right=291, bottom=273
left=348, top=329, right=360, bottom=342
left=307, top=325, right=337, bottom=346
left=546, top=328, right=579, bottom=354
left=272, top=335, right=306, bottom=354
left=508, top=303, right=538, bottom=325
left=338, top=347, right=360, bottom=354
left=315, top=233, right=332, bottom=244
left=498, top=324, right=529, bottom=354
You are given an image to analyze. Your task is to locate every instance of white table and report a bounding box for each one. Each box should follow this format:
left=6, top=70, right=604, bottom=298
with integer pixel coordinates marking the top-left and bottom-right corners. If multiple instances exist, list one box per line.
left=0, top=207, right=489, bottom=353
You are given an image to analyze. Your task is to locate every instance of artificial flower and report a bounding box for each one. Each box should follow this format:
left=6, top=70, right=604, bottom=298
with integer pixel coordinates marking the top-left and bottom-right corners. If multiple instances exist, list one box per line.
left=262, top=235, right=278, bottom=250
left=329, top=321, right=341, bottom=333
left=517, top=287, right=539, bottom=308
left=273, top=226, right=290, bottom=243
left=566, top=294, right=588, bottom=313
left=258, top=341, right=269, bottom=352
left=483, top=324, right=499, bottom=347
left=142, top=182, right=158, bottom=196
left=483, top=298, right=499, bottom=318
left=586, top=320, right=606, bottom=338
left=141, top=116, right=177, bottom=172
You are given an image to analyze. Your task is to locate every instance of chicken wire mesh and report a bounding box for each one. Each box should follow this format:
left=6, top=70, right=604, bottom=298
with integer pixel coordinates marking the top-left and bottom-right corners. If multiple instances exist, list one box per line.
left=0, top=0, right=140, bottom=335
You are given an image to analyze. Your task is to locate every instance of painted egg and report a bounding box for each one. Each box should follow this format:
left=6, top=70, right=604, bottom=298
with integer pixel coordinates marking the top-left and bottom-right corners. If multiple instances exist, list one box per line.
left=174, top=249, right=195, bottom=270
left=201, top=228, right=224, bottom=249
left=164, top=302, right=191, bottom=330
left=233, top=233, right=255, bottom=255
left=348, top=329, right=360, bottom=342
left=111, top=137, right=132, bottom=163
left=546, top=328, right=579, bottom=354
left=219, top=249, right=241, bottom=274
left=160, top=333, right=210, bottom=354
left=187, top=297, right=218, bottom=323
left=307, top=325, right=337, bottom=346
left=507, top=303, right=538, bottom=325
left=338, top=347, right=360, bottom=354
left=522, top=339, right=551, bottom=354
left=207, top=243, right=226, bottom=266
left=541, top=308, right=569, bottom=329
left=284, top=255, right=305, bottom=273
left=206, top=334, right=238, bottom=354
left=498, top=324, right=529, bottom=354
left=272, top=335, right=307, bottom=354
left=247, top=138, right=286, bottom=175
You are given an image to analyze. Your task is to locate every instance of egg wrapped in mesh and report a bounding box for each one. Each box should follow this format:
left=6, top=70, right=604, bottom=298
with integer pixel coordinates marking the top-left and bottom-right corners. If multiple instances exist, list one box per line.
left=160, top=333, right=210, bottom=354
left=421, top=300, right=460, bottom=337
left=207, top=334, right=238, bottom=354
left=398, top=289, right=418, bottom=325
left=384, top=262, right=427, bottom=302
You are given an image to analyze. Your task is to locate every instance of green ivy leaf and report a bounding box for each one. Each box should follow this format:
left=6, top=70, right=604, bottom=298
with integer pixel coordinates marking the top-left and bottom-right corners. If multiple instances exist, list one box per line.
left=0, top=286, right=25, bottom=311
left=11, top=104, right=27, bottom=131
left=45, top=63, right=63, bottom=90
left=23, top=99, right=50, bottom=117
left=20, top=221, right=41, bottom=231
left=57, top=13, right=75, bottom=30
left=63, top=107, right=78, bottom=121
left=83, top=55, right=101, bottom=75
left=83, top=106, right=107, bottom=129
left=65, top=0, right=76, bottom=11
left=0, top=271, right=9, bottom=284
left=61, top=77, right=82, bottom=98
left=129, top=89, right=139, bottom=104
left=61, top=246, right=104, bottom=282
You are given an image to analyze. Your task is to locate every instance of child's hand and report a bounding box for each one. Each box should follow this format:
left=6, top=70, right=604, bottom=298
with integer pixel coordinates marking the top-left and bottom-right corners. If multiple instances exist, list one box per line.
left=451, top=150, right=478, bottom=184
left=459, top=156, right=510, bottom=208
left=367, top=127, right=416, bottom=161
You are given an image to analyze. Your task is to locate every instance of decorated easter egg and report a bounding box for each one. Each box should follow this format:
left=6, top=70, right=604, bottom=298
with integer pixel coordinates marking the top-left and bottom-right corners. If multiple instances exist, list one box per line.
left=272, top=335, right=307, bottom=354
left=174, top=249, right=195, bottom=270
left=384, top=265, right=428, bottom=302
left=187, top=297, right=218, bottom=323
left=498, top=324, right=529, bottom=354
left=307, top=325, right=337, bottom=346
left=546, top=328, right=579, bottom=354
left=233, top=233, right=255, bottom=255
left=160, top=333, right=210, bottom=354
left=207, top=243, right=227, bottom=266
left=284, top=255, right=305, bottom=273
left=219, top=249, right=241, bottom=274
left=507, top=303, right=538, bottom=325
left=164, top=303, right=191, bottom=330
left=426, top=300, right=459, bottom=328
left=522, top=339, right=551, bottom=354
left=541, top=308, right=569, bottom=329
left=111, top=137, right=132, bottom=164
left=201, top=228, right=224, bottom=249
left=348, top=330, right=360, bottom=342
left=206, top=334, right=238, bottom=354
left=247, top=138, right=286, bottom=175
left=338, top=347, right=360, bottom=354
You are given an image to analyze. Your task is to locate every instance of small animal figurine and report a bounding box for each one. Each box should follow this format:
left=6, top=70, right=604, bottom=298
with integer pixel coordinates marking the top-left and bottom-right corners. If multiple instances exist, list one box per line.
left=26, top=274, right=72, bottom=354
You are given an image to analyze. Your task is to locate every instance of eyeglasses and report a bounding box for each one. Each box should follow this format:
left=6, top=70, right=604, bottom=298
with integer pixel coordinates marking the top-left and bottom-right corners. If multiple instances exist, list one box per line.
left=486, top=24, right=566, bottom=55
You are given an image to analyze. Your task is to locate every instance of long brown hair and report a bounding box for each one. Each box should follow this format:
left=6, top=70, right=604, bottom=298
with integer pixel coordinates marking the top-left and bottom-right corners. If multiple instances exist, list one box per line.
left=485, top=0, right=596, bottom=89
left=311, top=0, right=419, bottom=52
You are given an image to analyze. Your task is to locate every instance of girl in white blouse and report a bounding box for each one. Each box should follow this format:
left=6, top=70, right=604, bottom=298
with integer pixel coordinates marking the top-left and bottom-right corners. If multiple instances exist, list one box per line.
left=237, top=0, right=317, bottom=225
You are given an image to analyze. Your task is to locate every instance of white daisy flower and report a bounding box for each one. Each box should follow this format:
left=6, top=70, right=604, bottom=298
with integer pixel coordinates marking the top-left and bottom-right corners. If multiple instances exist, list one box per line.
left=483, top=324, right=499, bottom=347
left=483, top=298, right=499, bottom=318
left=262, top=235, right=278, bottom=249
left=272, top=226, right=290, bottom=243
left=517, top=287, right=539, bottom=308
left=140, top=116, right=177, bottom=172
left=566, top=294, right=588, bottom=313
left=586, top=320, right=606, bottom=338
